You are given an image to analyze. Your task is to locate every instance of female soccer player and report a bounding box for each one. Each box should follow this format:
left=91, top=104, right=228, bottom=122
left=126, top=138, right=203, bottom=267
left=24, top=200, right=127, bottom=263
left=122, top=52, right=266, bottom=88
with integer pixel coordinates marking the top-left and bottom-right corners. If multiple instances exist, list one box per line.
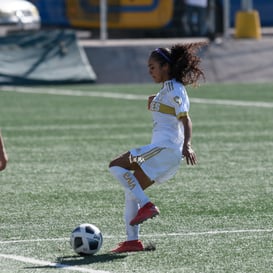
left=0, top=130, right=8, bottom=171
left=109, top=42, right=206, bottom=253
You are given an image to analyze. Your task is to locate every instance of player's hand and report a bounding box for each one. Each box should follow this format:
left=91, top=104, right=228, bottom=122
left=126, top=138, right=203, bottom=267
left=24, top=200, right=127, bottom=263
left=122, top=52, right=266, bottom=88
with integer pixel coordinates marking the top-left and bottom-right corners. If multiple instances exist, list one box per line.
left=182, top=145, right=197, bottom=165
left=147, top=95, right=156, bottom=110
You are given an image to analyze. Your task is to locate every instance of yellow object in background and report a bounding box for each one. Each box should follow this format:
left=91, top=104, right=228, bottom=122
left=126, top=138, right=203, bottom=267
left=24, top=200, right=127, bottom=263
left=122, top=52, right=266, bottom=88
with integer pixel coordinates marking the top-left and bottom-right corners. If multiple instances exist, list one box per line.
left=66, top=0, right=173, bottom=29
left=235, top=10, right=261, bottom=39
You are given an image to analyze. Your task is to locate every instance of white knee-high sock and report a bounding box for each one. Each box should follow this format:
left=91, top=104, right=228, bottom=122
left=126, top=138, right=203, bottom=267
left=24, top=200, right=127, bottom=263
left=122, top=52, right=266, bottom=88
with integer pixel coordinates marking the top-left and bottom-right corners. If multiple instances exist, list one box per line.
left=109, top=166, right=150, bottom=207
left=124, top=189, right=140, bottom=241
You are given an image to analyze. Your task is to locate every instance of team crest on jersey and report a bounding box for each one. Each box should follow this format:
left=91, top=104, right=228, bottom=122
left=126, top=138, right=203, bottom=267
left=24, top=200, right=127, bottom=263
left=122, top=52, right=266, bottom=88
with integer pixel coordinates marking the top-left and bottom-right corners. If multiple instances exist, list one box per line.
left=174, top=96, right=182, bottom=105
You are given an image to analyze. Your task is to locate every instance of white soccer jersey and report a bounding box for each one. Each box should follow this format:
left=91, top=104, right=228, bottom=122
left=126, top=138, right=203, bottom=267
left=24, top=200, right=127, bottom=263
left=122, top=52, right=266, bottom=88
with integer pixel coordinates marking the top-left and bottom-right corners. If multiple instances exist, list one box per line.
left=149, top=79, right=190, bottom=152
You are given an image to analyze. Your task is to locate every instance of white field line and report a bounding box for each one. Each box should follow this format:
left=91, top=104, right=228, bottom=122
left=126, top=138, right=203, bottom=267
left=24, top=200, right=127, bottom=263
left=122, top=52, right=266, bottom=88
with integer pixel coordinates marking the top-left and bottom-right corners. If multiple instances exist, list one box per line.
left=1, top=228, right=273, bottom=245
left=1, top=86, right=273, bottom=108
left=190, top=97, right=273, bottom=108
left=0, top=86, right=147, bottom=100
left=1, top=229, right=272, bottom=272
left=0, top=254, right=110, bottom=273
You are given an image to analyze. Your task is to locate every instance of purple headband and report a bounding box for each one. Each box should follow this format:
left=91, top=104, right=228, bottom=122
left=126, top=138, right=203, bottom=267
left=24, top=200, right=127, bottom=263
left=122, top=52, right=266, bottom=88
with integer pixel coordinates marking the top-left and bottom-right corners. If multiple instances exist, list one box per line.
left=155, top=48, right=172, bottom=63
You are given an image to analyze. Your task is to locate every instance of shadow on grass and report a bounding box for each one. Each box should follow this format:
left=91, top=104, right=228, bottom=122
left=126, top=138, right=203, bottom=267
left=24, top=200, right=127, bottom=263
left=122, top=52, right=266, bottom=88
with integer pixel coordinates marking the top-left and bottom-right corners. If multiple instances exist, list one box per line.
left=56, top=253, right=127, bottom=265
left=24, top=253, right=127, bottom=270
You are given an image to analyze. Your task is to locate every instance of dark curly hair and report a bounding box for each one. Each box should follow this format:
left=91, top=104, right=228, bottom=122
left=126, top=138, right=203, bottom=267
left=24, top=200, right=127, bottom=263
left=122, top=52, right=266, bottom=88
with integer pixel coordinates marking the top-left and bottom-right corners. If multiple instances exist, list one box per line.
left=149, top=42, right=207, bottom=85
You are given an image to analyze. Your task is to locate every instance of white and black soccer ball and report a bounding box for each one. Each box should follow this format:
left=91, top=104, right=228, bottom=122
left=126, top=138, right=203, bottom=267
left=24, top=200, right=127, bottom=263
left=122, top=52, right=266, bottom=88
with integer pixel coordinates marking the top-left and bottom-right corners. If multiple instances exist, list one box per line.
left=70, top=223, right=103, bottom=255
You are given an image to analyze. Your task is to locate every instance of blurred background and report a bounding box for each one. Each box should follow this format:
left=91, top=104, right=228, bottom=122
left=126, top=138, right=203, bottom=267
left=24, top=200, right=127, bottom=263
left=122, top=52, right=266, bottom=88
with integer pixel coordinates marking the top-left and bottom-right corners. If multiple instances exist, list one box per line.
left=0, top=0, right=272, bottom=84
left=0, top=0, right=272, bottom=39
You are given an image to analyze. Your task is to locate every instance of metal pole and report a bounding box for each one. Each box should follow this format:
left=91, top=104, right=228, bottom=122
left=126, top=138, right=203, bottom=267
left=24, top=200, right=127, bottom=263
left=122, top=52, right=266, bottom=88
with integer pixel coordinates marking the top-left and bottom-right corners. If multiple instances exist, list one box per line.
left=241, top=0, right=253, bottom=11
left=100, top=0, right=108, bottom=41
left=207, top=0, right=216, bottom=36
left=223, top=0, right=230, bottom=38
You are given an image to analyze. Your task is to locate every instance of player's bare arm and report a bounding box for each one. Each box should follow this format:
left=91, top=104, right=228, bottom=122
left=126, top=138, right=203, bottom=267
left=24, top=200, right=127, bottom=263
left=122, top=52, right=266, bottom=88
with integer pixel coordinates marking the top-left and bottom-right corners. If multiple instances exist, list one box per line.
left=180, top=115, right=197, bottom=165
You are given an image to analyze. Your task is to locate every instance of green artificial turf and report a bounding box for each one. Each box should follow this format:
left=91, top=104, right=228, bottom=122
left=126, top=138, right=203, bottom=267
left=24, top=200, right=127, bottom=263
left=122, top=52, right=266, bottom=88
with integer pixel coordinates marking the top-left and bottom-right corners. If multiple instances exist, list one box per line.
left=0, top=82, right=272, bottom=273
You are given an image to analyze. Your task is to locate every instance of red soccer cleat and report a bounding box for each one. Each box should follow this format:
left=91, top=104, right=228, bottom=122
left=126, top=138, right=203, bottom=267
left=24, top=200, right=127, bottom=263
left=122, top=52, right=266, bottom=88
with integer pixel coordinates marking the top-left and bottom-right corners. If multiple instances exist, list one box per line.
left=130, top=202, right=160, bottom=226
left=110, top=240, right=144, bottom=253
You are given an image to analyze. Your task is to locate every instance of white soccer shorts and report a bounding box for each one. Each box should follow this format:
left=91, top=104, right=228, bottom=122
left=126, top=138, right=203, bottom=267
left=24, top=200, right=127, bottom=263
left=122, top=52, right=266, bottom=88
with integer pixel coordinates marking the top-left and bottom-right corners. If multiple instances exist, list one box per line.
left=130, top=144, right=182, bottom=184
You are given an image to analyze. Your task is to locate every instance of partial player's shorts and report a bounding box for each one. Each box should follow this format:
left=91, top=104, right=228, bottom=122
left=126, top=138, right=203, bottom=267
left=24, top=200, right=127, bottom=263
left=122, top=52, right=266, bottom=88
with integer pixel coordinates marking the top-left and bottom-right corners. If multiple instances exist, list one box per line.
left=130, top=144, right=182, bottom=184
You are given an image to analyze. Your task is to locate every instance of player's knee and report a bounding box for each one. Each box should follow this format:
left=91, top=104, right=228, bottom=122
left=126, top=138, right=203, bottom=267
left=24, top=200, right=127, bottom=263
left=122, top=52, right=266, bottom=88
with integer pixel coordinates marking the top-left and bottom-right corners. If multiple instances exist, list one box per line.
left=109, top=151, right=131, bottom=169
left=108, top=155, right=125, bottom=168
left=108, top=160, right=116, bottom=168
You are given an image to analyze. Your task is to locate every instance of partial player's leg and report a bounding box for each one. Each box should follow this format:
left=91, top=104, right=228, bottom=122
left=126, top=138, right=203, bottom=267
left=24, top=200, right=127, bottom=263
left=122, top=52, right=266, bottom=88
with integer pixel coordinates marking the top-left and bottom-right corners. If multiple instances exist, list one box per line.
left=109, top=151, right=151, bottom=206
left=0, top=131, right=8, bottom=171
left=109, top=151, right=159, bottom=225
left=109, top=151, right=159, bottom=253
left=110, top=189, right=145, bottom=253
left=129, top=168, right=159, bottom=226
left=109, top=151, right=155, bottom=188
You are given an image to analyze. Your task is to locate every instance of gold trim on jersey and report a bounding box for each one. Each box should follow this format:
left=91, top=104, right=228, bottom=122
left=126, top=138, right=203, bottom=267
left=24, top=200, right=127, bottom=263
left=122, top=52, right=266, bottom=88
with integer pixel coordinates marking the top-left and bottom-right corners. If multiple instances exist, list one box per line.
left=150, top=101, right=175, bottom=115
left=177, top=112, right=188, bottom=119
left=150, top=101, right=188, bottom=118
left=159, top=103, right=176, bottom=115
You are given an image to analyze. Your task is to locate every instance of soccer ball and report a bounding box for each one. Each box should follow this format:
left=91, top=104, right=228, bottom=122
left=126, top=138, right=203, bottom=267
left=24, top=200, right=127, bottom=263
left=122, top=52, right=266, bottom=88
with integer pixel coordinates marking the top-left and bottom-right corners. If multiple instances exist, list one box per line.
left=70, top=223, right=103, bottom=255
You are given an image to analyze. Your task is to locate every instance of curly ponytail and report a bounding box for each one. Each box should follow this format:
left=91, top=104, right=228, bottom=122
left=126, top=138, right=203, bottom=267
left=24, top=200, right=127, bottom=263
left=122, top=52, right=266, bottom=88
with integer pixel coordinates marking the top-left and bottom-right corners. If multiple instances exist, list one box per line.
left=170, top=42, right=207, bottom=85
left=150, top=42, right=207, bottom=86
